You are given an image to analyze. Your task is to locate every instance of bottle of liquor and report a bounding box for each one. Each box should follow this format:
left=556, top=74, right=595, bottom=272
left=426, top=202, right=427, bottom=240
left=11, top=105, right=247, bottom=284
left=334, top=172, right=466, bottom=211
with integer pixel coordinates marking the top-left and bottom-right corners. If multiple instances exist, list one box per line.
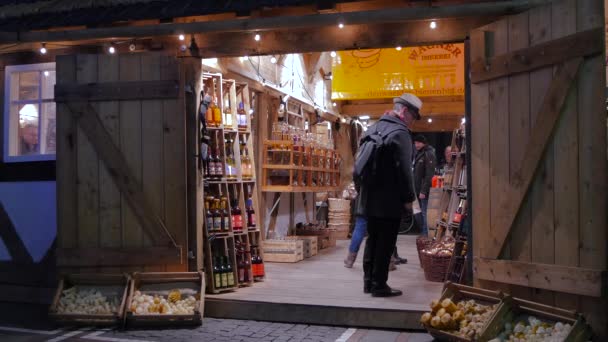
left=206, top=88, right=215, bottom=127
left=205, top=197, right=214, bottom=232
left=253, top=247, right=265, bottom=281
left=220, top=255, right=228, bottom=288
left=453, top=199, right=465, bottom=224
left=246, top=198, right=256, bottom=228
left=231, top=199, right=243, bottom=232
left=212, top=83, right=222, bottom=127
left=237, top=251, right=246, bottom=284
left=214, top=146, right=224, bottom=179
left=250, top=247, right=259, bottom=280
left=225, top=256, right=235, bottom=287
left=212, top=199, right=222, bottom=232
left=237, top=102, right=247, bottom=130
left=243, top=249, right=251, bottom=282
left=224, top=98, right=233, bottom=127
left=220, top=197, right=229, bottom=232
left=225, top=138, right=237, bottom=179
left=213, top=256, right=222, bottom=289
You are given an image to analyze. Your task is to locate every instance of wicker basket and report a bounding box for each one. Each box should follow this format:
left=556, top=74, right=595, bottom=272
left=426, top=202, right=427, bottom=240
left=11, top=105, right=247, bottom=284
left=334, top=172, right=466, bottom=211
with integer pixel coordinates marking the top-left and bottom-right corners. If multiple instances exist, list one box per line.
left=328, top=198, right=350, bottom=211
left=416, top=236, right=432, bottom=268
left=421, top=248, right=452, bottom=282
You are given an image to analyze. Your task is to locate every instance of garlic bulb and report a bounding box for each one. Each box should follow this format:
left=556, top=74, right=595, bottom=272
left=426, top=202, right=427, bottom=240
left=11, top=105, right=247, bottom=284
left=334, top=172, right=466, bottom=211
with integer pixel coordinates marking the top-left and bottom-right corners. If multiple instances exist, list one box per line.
left=497, top=316, right=572, bottom=342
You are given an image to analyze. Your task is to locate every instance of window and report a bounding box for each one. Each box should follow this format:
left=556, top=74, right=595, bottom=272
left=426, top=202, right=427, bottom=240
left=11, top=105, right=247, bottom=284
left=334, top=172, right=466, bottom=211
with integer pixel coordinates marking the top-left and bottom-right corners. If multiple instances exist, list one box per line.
left=3, top=62, right=56, bottom=163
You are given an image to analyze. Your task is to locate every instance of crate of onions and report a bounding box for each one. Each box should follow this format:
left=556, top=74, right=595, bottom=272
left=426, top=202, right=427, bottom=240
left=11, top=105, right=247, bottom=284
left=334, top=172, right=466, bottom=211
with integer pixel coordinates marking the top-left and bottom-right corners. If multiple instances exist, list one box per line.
left=485, top=297, right=592, bottom=342
left=49, top=273, right=129, bottom=326
left=125, top=272, right=204, bottom=326
left=420, top=281, right=506, bottom=341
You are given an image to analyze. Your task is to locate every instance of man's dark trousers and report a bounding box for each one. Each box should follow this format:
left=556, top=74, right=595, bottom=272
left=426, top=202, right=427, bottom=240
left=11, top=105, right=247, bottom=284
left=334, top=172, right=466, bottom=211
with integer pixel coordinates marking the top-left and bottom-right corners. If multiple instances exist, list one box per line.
left=363, top=216, right=400, bottom=289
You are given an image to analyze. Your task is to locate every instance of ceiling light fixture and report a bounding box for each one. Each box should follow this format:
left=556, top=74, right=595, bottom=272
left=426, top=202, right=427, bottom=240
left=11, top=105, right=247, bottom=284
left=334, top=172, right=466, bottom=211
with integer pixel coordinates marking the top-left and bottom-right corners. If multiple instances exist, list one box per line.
left=338, top=22, right=344, bottom=29
left=396, top=46, right=402, bottom=51
left=254, top=33, right=261, bottom=41
left=108, top=44, right=116, bottom=54
left=178, top=34, right=185, bottom=41
left=330, top=51, right=337, bottom=58
left=430, top=21, right=437, bottom=29
left=270, top=56, right=277, bottom=64
left=427, top=118, right=433, bottom=123
left=40, top=43, right=47, bottom=55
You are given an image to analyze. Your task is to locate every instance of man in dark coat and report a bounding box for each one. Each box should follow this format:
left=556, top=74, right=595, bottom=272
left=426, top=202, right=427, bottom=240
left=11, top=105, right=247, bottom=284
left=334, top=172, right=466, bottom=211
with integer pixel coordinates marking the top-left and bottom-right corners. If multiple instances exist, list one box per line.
left=413, top=134, right=436, bottom=235
left=358, top=93, right=420, bottom=297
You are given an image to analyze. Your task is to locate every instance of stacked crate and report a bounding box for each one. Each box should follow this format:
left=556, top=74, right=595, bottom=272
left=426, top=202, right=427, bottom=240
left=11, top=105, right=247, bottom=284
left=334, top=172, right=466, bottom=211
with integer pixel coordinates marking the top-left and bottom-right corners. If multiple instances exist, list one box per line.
left=327, top=198, right=351, bottom=239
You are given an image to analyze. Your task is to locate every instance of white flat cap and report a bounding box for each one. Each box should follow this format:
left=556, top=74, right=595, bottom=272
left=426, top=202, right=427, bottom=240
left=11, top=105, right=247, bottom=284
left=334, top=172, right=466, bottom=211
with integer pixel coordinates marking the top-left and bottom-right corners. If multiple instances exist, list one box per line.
left=393, top=93, right=423, bottom=111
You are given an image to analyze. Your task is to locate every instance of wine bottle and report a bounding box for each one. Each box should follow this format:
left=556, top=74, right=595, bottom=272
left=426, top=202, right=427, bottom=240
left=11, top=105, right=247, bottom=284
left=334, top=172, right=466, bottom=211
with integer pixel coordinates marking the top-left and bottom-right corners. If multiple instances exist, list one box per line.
left=225, top=256, right=235, bottom=287
left=231, top=199, right=243, bottom=232
left=214, top=146, right=223, bottom=179
left=237, top=102, right=247, bottom=130
left=224, top=98, right=233, bottom=127
left=212, top=82, right=222, bottom=127
left=255, top=248, right=265, bottom=281
left=220, top=256, right=228, bottom=288
left=225, top=138, right=237, bottom=179
left=237, top=252, right=246, bottom=283
left=453, top=199, right=464, bottom=223
left=246, top=198, right=256, bottom=228
left=212, top=199, right=222, bottom=232
left=205, top=197, right=214, bottom=232
left=220, top=197, right=229, bottom=232
left=213, top=256, right=222, bottom=289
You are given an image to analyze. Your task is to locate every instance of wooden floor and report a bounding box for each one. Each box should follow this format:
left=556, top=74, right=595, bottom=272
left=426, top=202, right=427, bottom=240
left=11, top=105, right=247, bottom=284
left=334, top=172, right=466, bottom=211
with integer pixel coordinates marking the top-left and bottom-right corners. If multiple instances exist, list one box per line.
left=207, top=235, right=443, bottom=312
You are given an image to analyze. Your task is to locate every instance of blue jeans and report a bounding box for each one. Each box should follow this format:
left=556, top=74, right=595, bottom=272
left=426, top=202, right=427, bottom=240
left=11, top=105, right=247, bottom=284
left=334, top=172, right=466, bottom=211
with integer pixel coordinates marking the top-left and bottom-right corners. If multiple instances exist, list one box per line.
left=419, top=198, right=428, bottom=235
left=349, top=216, right=367, bottom=253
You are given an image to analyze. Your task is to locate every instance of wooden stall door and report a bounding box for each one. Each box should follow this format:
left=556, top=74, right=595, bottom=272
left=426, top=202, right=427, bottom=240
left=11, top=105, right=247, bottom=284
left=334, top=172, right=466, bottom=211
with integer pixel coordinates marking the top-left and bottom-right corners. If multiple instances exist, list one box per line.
left=55, top=54, right=191, bottom=273
left=469, top=0, right=607, bottom=339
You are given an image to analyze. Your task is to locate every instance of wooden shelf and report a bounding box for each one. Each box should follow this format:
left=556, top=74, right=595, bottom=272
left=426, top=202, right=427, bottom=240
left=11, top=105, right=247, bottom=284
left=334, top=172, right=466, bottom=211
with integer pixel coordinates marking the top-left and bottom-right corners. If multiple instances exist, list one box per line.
left=263, top=164, right=340, bottom=173
left=262, top=185, right=340, bottom=193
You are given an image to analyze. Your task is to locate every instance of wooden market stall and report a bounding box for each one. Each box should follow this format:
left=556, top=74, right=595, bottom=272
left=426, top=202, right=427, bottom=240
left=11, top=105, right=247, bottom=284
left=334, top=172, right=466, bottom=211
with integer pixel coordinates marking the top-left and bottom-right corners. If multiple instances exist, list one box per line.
left=0, top=0, right=605, bottom=338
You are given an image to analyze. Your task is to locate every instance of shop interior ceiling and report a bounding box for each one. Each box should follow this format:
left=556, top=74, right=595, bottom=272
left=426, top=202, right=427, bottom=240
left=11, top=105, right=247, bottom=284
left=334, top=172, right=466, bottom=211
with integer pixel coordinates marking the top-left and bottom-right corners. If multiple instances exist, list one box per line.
left=0, top=0, right=546, bottom=131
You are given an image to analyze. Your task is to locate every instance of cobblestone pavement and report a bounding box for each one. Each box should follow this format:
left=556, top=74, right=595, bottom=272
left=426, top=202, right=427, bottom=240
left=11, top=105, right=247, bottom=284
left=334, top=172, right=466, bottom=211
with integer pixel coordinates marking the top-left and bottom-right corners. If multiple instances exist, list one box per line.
left=0, top=317, right=434, bottom=342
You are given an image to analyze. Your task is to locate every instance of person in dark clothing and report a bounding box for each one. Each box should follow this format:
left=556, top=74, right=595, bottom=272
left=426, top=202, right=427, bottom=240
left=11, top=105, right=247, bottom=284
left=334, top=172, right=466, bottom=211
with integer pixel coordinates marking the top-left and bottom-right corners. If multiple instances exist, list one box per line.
left=413, top=134, right=436, bottom=235
left=358, top=93, right=420, bottom=297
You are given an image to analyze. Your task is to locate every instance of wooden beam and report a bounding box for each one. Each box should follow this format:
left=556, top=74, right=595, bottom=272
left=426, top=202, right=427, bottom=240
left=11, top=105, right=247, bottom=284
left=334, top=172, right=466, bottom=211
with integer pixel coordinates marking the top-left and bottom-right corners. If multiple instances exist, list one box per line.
left=341, top=101, right=464, bottom=117
left=0, top=202, right=33, bottom=264
left=55, top=80, right=179, bottom=102
left=473, top=258, right=607, bottom=298
left=57, top=247, right=182, bottom=267
left=484, top=58, right=582, bottom=259
left=0, top=1, right=546, bottom=44
left=471, top=28, right=603, bottom=83
left=66, top=102, right=178, bottom=248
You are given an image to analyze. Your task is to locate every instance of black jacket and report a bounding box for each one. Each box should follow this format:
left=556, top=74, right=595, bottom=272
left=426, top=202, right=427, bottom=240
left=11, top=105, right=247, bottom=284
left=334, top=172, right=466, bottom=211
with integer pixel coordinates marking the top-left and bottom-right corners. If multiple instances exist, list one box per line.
left=414, top=144, right=436, bottom=197
left=357, top=115, right=416, bottom=219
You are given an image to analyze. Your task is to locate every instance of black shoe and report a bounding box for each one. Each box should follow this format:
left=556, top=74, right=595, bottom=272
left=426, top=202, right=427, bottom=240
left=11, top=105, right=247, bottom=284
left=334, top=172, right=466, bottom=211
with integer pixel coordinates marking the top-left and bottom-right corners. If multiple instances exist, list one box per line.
left=396, top=257, right=408, bottom=264
left=364, top=281, right=371, bottom=294
left=371, top=286, right=403, bottom=297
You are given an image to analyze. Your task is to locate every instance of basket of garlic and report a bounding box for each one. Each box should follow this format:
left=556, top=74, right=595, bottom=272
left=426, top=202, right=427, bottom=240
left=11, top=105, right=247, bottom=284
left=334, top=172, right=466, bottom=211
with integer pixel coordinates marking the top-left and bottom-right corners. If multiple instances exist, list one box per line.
left=49, top=273, right=130, bottom=326
left=420, top=282, right=506, bottom=341
left=125, top=272, right=204, bottom=326
left=485, top=297, right=592, bottom=342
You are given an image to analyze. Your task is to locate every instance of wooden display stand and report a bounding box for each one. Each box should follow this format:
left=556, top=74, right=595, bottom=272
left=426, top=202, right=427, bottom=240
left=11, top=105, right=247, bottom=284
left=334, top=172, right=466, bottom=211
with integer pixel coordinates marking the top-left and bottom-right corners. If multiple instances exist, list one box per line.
left=199, top=73, right=262, bottom=293
left=261, top=140, right=340, bottom=193
left=435, top=126, right=467, bottom=240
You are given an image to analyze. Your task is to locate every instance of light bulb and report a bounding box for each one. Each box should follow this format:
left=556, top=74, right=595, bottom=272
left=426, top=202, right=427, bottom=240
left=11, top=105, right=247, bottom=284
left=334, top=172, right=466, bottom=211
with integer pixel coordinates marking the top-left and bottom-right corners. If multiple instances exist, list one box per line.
left=40, top=44, right=47, bottom=54
left=178, top=34, right=185, bottom=41
left=330, top=51, right=337, bottom=58
left=396, top=46, right=402, bottom=51
left=270, top=56, right=277, bottom=64
left=254, top=33, right=261, bottom=41
left=332, top=102, right=337, bottom=107
left=427, top=118, right=433, bottom=123
left=461, top=117, right=466, bottom=124
left=43, top=71, right=49, bottom=77
left=108, top=46, right=116, bottom=54
left=430, top=21, right=437, bottom=29
left=340, top=118, right=346, bottom=123
left=241, top=56, right=249, bottom=61
left=338, top=23, right=344, bottom=29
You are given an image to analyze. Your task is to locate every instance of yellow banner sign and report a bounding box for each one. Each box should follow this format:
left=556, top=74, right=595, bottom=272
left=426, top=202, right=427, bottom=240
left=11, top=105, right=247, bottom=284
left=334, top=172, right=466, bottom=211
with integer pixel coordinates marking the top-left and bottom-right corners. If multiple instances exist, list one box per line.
left=331, top=44, right=464, bottom=100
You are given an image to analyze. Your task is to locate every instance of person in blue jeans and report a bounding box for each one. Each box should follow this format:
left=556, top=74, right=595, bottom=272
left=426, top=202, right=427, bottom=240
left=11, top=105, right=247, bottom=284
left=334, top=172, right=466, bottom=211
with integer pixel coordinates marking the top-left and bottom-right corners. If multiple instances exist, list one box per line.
left=344, top=215, right=367, bottom=268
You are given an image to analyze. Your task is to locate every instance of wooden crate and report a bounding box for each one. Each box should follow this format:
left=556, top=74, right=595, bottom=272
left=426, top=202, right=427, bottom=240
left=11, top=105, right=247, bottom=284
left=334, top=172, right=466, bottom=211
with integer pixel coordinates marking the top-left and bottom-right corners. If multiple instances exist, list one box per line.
left=125, top=272, right=204, bottom=326
left=328, top=224, right=350, bottom=240
left=483, top=297, right=592, bottom=342
left=262, top=239, right=304, bottom=263
left=422, top=282, right=505, bottom=342
left=295, top=227, right=336, bottom=249
left=286, top=236, right=318, bottom=258
left=49, top=273, right=129, bottom=327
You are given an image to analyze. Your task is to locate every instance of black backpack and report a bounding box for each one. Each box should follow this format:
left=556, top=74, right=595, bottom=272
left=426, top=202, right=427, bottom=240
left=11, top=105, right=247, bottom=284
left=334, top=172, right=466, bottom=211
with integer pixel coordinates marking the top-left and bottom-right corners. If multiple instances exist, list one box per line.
left=354, top=124, right=407, bottom=186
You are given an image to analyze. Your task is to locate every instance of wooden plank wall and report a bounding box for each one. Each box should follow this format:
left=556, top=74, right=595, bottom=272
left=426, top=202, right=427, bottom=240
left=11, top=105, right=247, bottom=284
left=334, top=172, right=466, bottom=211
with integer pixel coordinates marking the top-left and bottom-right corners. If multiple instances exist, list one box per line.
left=56, top=54, right=189, bottom=273
left=470, top=0, right=607, bottom=338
